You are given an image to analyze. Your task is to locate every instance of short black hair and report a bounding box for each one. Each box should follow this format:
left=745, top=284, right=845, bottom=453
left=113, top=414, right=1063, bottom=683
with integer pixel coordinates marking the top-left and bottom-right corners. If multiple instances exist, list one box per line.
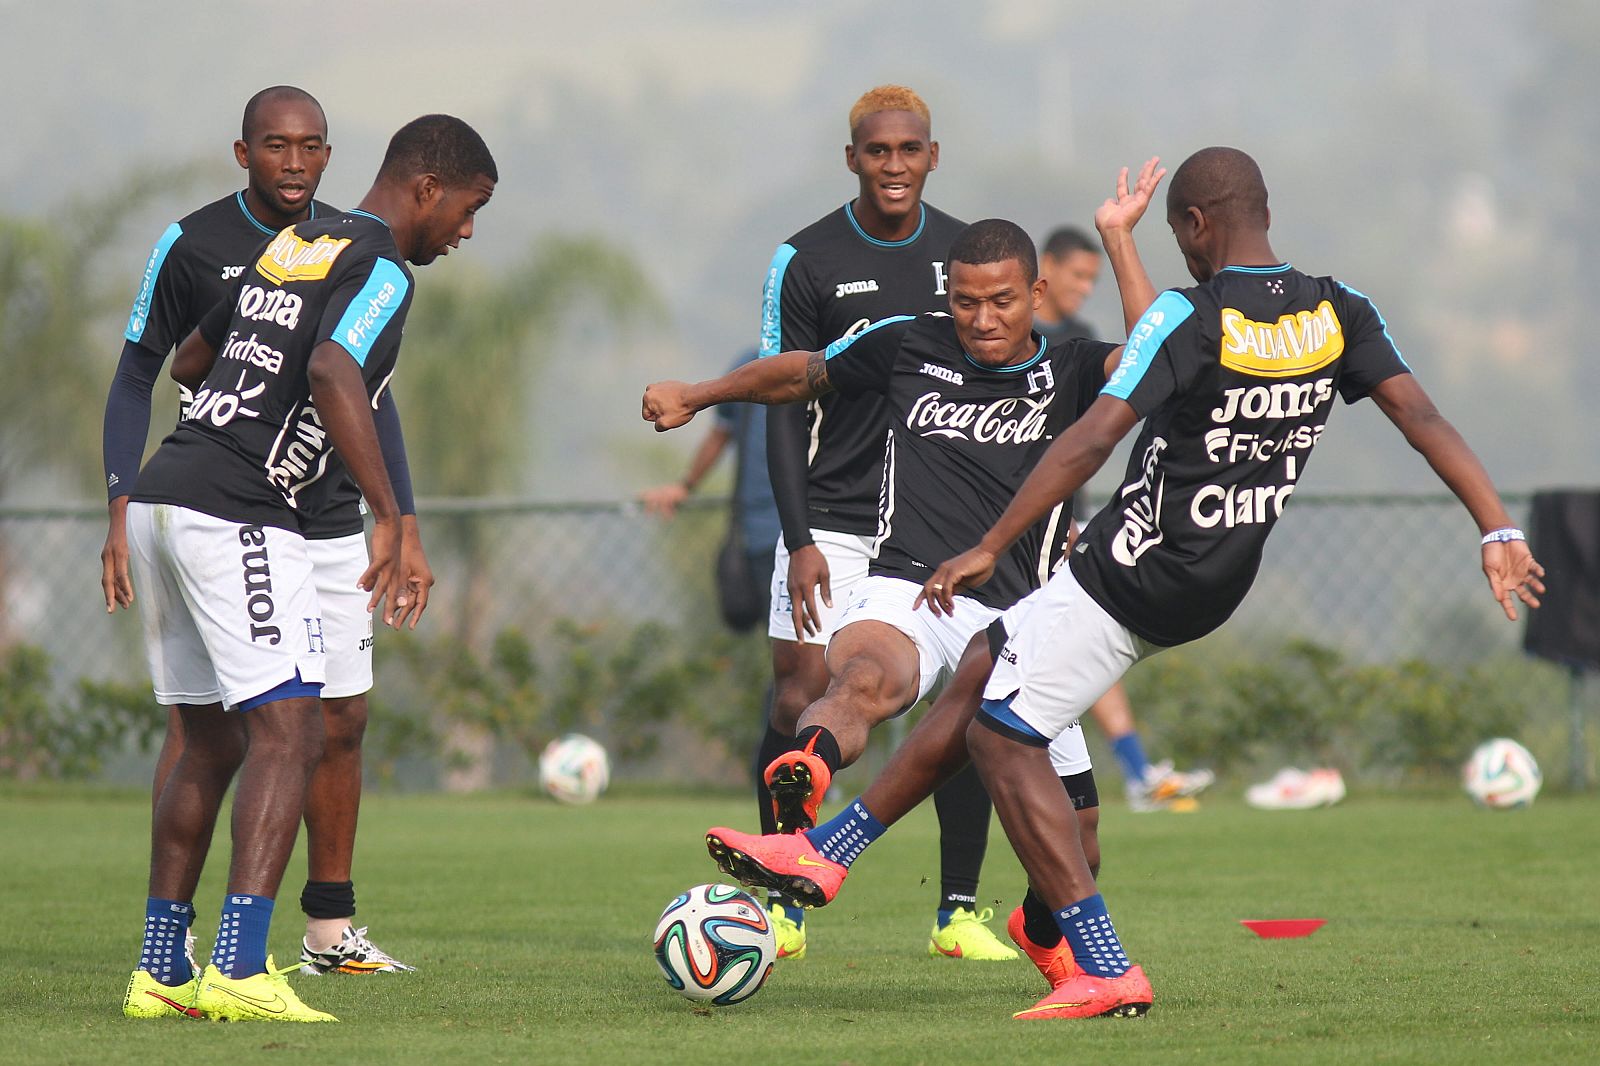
left=1041, top=225, right=1097, bottom=260
left=241, top=86, right=325, bottom=143
left=1167, top=146, right=1269, bottom=227
left=377, top=114, right=498, bottom=187
left=949, top=219, right=1038, bottom=284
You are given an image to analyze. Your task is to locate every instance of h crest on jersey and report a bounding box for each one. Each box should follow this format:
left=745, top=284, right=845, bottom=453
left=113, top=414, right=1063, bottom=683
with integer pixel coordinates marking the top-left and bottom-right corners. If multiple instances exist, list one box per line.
left=255, top=227, right=353, bottom=285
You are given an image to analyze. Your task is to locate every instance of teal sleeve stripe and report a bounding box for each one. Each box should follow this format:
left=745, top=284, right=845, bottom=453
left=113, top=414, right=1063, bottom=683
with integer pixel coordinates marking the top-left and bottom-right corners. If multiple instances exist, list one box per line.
left=759, top=244, right=798, bottom=357
left=330, top=259, right=410, bottom=367
left=124, top=223, right=183, bottom=342
left=1103, top=291, right=1194, bottom=399
left=824, top=315, right=915, bottom=359
left=1336, top=281, right=1410, bottom=371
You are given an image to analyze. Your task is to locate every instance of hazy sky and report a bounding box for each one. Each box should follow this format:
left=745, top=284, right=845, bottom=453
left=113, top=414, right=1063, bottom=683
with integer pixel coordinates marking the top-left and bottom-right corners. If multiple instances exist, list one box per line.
left=4, top=0, right=1591, bottom=499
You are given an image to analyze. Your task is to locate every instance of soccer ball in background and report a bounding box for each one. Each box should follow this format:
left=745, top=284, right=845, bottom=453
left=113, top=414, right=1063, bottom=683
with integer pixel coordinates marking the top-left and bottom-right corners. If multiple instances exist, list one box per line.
left=652, top=884, right=775, bottom=1005
left=538, top=733, right=610, bottom=804
left=1462, top=738, right=1542, bottom=809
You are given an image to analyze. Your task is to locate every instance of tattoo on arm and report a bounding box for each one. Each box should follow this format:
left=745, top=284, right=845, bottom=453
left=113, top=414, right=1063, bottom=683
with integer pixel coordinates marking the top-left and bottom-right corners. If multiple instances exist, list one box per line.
left=804, top=350, right=832, bottom=397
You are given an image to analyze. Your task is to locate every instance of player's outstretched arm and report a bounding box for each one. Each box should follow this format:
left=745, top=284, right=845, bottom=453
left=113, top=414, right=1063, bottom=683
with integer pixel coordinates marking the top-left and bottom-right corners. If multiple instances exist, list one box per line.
left=919, top=396, right=1138, bottom=616
left=642, top=350, right=830, bottom=432
left=1095, top=157, right=1166, bottom=337
left=307, top=341, right=406, bottom=626
left=1370, top=373, right=1545, bottom=620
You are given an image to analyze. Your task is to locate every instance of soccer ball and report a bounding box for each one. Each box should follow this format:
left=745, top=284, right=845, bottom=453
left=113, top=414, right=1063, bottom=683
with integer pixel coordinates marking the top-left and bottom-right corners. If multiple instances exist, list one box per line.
left=1462, top=738, right=1542, bottom=809
left=538, top=733, right=610, bottom=804
left=652, top=884, right=775, bottom=1005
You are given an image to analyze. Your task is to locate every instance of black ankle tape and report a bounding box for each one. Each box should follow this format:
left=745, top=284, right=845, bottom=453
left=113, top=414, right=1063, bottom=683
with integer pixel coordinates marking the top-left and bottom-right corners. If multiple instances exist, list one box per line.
left=300, top=879, right=355, bottom=920
left=795, top=725, right=842, bottom=773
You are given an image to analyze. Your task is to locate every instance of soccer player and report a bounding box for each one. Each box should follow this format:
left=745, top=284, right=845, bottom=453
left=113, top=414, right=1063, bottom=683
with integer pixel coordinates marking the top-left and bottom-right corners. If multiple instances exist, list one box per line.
left=119, top=114, right=497, bottom=1022
left=757, top=84, right=1011, bottom=961
left=103, top=87, right=420, bottom=989
left=907, top=146, right=1542, bottom=1020
left=1036, top=223, right=1217, bottom=812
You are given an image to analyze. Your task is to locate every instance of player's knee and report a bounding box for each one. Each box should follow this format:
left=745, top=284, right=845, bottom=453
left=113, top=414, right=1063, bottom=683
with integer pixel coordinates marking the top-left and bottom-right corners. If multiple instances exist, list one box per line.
left=827, top=657, right=908, bottom=722
left=320, top=695, right=369, bottom=755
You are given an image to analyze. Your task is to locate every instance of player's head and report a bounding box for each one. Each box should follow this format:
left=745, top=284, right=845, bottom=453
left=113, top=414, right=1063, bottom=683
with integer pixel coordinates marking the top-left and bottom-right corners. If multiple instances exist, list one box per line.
left=374, top=114, right=498, bottom=266
left=1038, top=226, right=1100, bottom=321
left=845, top=85, right=938, bottom=227
left=946, top=219, right=1046, bottom=367
left=234, top=86, right=330, bottom=224
left=1166, top=146, right=1270, bottom=282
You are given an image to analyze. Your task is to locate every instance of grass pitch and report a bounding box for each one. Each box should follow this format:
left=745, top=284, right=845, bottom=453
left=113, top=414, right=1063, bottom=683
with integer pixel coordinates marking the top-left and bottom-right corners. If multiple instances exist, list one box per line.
left=2, top=784, right=1595, bottom=1065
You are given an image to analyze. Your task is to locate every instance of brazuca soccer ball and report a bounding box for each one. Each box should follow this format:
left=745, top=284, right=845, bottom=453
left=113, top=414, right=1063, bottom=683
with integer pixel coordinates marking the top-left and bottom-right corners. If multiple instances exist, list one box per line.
left=538, top=733, right=610, bottom=804
left=1462, top=737, right=1542, bottom=809
left=652, top=884, right=775, bottom=1005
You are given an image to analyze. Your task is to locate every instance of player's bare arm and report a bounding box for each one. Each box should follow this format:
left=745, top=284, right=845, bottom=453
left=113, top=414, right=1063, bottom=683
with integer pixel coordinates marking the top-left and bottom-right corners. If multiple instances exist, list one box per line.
left=169, top=325, right=220, bottom=390
left=1369, top=373, right=1545, bottom=620
left=396, top=515, right=434, bottom=630
left=918, top=395, right=1139, bottom=616
left=642, top=350, right=833, bottom=432
left=1095, top=157, right=1166, bottom=335
left=307, top=341, right=406, bottom=625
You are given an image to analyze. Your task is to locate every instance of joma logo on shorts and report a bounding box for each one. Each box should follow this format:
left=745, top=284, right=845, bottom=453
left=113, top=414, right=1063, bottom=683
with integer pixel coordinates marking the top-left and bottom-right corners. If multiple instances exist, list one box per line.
left=239, top=525, right=280, bottom=645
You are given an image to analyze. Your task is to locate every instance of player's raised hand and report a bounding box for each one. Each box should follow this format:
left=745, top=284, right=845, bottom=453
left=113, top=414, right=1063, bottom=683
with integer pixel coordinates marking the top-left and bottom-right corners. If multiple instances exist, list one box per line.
left=360, top=515, right=405, bottom=626
left=100, top=499, right=135, bottom=612
left=914, top=546, right=997, bottom=617
left=1483, top=540, right=1545, bottom=621
left=643, top=381, right=697, bottom=432
left=787, top=544, right=832, bottom=639
left=1094, top=157, right=1166, bottom=238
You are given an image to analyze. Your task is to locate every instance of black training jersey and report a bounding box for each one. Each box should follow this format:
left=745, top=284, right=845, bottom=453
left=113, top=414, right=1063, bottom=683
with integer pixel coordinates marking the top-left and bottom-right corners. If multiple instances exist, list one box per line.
left=119, top=191, right=368, bottom=537
left=132, top=211, right=413, bottom=533
left=825, top=314, right=1114, bottom=609
left=761, top=202, right=967, bottom=535
left=1070, top=264, right=1411, bottom=646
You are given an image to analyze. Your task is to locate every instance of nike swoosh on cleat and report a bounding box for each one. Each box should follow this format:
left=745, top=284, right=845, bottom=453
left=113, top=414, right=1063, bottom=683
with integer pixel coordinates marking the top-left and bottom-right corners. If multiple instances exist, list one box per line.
left=794, top=855, right=830, bottom=868
left=1014, top=1001, right=1089, bottom=1016
left=932, top=943, right=963, bottom=958
left=215, top=986, right=289, bottom=1014
left=145, top=991, right=202, bottom=1018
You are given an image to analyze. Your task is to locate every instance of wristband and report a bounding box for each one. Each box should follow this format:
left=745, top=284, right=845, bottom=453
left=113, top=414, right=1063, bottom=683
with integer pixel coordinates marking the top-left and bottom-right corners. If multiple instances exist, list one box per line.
left=1481, top=527, right=1525, bottom=545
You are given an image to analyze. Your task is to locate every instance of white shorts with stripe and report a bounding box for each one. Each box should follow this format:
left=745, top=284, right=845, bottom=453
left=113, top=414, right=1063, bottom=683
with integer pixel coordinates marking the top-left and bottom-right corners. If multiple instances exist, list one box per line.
left=994, top=589, right=1094, bottom=776
left=833, top=575, right=1003, bottom=709
left=127, top=503, right=325, bottom=710
left=984, top=566, right=1156, bottom=749
left=768, top=529, right=876, bottom=646
left=305, top=532, right=374, bottom=699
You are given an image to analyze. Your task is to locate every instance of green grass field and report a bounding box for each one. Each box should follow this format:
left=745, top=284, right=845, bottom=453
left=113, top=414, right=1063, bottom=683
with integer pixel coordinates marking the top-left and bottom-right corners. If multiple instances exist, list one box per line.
left=3, top=784, right=1595, bottom=1065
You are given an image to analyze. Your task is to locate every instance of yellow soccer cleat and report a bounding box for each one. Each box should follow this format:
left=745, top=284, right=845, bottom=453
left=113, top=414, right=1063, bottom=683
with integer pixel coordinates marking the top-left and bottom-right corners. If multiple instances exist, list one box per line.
left=194, top=955, right=337, bottom=1022
left=928, top=907, right=1020, bottom=961
left=767, top=903, right=808, bottom=960
left=123, top=970, right=202, bottom=1019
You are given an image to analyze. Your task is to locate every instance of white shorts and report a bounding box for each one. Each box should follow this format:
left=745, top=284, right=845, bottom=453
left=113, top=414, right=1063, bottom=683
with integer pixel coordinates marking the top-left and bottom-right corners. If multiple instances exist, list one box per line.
left=984, top=565, right=1154, bottom=744
left=128, top=503, right=326, bottom=710
left=833, top=575, right=1003, bottom=709
left=768, top=529, right=876, bottom=645
left=992, top=590, right=1092, bottom=777
left=305, top=533, right=373, bottom=699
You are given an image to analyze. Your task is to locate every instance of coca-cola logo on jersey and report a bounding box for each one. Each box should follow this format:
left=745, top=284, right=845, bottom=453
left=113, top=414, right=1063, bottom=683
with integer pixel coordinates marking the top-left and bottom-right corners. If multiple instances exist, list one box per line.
left=906, top=390, right=1054, bottom=445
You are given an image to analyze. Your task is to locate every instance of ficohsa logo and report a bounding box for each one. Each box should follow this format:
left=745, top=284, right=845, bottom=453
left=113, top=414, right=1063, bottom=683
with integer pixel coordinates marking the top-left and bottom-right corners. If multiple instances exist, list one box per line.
left=344, top=282, right=398, bottom=351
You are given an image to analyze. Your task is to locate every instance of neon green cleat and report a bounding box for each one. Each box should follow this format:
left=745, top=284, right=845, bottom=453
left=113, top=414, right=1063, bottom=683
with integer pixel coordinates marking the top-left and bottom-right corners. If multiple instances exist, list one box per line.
left=928, top=907, right=1020, bottom=961
left=194, top=955, right=337, bottom=1022
left=123, top=970, right=201, bottom=1019
left=768, top=903, right=807, bottom=960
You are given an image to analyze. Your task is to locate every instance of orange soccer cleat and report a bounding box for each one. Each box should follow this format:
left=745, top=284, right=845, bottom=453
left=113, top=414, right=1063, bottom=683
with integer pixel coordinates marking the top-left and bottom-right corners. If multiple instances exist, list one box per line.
left=1012, top=964, right=1153, bottom=1020
left=1006, top=906, right=1082, bottom=989
left=763, top=748, right=832, bottom=833
left=705, top=826, right=847, bottom=909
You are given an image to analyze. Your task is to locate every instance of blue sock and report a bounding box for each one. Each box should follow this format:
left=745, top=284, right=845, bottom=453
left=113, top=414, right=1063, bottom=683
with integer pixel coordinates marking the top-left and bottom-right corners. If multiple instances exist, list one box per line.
left=936, top=908, right=958, bottom=928
left=782, top=903, right=807, bottom=926
left=139, top=897, right=195, bottom=985
left=212, top=894, right=275, bottom=978
left=805, top=797, right=887, bottom=868
left=1111, top=732, right=1151, bottom=784
left=1054, top=893, right=1130, bottom=978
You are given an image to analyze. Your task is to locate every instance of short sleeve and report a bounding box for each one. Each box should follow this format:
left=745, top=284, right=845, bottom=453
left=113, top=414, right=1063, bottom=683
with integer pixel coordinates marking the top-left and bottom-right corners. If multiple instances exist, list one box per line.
left=760, top=244, right=819, bottom=356
left=1052, top=339, right=1118, bottom=419
left=1100, top=290, right=1199, bottom=417
left=316, top=256, right=412, bottom=366
left=1333, top=282, right=1411, bottom=403
left=123, top=223, right=191, bottom=354
left=821, top=316, right=914, bottom=396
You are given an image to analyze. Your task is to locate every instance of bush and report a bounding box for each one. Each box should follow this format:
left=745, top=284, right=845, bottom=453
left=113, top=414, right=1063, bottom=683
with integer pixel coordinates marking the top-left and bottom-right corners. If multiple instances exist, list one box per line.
left=0, top=644, right=164, bottom=779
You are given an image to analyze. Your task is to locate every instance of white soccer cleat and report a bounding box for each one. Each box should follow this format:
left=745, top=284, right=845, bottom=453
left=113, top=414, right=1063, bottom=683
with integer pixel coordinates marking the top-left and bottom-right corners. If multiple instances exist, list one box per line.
left=1245, top=767, right=1346, bottom=810
left=1126, top=760, right=1216, bottom=812
left=299, top=925, right=415, bottom=975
